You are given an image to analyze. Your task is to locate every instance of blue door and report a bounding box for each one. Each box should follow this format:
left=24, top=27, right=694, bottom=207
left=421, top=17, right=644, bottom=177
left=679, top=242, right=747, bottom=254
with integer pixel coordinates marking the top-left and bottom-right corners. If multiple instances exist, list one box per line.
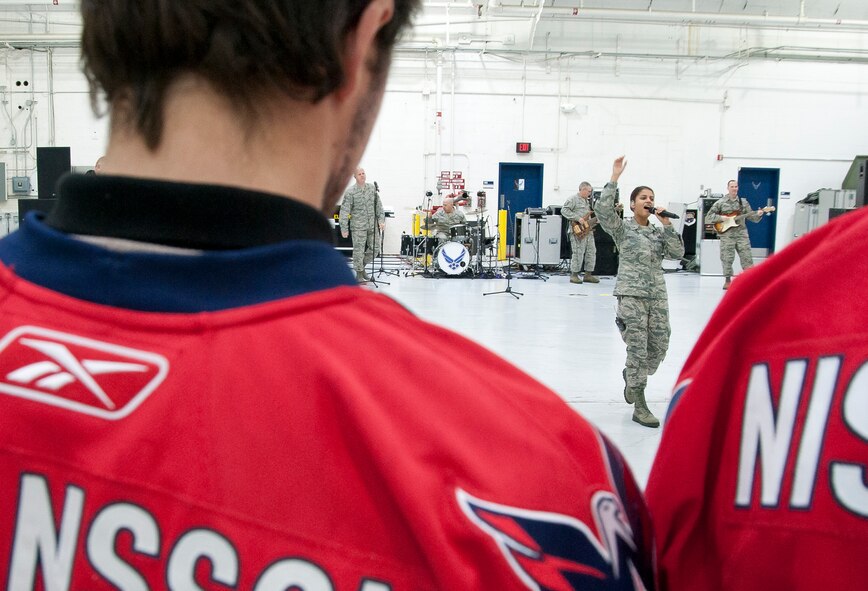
left=498, top=163, right=544, bottom=245
left=737, top=167, right=779, bottom=253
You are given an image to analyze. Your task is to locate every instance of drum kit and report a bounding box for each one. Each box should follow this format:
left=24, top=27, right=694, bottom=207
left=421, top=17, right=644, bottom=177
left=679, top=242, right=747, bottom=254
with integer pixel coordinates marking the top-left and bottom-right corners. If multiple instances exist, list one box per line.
left=413, top=208, right=496, bottom=277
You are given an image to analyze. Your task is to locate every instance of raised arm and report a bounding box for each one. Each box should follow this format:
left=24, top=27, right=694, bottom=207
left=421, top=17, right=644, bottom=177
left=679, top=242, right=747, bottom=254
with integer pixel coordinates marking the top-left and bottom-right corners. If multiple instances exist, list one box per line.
left=595, top=156, right=627, bottom=243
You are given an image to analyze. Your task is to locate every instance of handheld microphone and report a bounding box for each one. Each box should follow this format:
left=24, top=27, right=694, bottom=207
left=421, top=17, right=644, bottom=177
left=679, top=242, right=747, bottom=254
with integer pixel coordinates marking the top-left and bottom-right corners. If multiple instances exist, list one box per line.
left=374, top=181, right=379, bottom=192
left=645, top=205, right=679, bottom=219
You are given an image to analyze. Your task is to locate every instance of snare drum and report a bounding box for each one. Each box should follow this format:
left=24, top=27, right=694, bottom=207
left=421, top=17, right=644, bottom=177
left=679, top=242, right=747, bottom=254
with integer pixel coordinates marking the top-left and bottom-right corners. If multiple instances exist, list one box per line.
left=434, top=241, right=470, bottom=276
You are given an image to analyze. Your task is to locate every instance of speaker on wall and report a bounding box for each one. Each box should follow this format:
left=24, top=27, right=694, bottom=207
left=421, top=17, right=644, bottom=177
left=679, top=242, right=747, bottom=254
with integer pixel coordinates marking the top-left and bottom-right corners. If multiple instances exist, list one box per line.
left=36, top=147, right=71, bottom=199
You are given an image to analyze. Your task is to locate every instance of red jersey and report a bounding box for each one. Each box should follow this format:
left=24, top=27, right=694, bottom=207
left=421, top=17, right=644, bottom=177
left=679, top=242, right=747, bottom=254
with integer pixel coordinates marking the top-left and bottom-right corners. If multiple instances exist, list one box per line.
left=0, top=176, right=656, bottom=590
left=646, top=207, right=868, bottom=590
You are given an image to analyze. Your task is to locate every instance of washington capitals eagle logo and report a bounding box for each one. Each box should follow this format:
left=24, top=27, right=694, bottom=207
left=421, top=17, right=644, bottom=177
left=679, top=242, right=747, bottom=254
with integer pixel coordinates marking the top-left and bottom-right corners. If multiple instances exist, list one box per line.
left=457, top=489, right=651, bottom=591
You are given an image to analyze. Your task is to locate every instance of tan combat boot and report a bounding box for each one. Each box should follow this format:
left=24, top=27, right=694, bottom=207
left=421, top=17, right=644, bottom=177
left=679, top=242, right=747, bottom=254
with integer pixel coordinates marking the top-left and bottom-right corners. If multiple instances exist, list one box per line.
left=622, top=368, right=635, bottom=404
left=632, top=390, right=660, bottom=428
left=570, top=273, right=582, bottom=284
left=583, top=273, right=600, bottom=284
left=723, top=277, right=731, bottom=290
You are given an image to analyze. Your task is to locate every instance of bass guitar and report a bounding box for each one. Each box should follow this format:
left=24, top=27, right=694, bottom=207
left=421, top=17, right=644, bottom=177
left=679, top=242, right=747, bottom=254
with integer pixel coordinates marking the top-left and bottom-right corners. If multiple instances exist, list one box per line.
left=570, top=212, right=598, bottom=240
left=713, top=206, right=775, bottom=234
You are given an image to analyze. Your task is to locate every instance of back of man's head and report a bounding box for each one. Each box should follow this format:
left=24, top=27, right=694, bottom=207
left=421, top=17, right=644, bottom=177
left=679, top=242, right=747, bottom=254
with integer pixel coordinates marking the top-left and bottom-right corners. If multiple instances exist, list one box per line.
left=80, top=0, right=419, bottom=150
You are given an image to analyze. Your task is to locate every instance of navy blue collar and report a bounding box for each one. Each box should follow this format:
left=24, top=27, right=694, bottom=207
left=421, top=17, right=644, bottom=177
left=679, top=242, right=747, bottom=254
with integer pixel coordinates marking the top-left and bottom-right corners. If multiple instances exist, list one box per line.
left=0, top=176, right=356, bottom=312
left=46, top=173, right=334, bottom=249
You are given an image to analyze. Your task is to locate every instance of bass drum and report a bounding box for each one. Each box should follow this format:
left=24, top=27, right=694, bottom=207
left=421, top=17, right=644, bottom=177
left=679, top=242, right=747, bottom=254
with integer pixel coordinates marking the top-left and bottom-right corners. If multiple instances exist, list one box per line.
left=434, top=241, right=470, bottom=276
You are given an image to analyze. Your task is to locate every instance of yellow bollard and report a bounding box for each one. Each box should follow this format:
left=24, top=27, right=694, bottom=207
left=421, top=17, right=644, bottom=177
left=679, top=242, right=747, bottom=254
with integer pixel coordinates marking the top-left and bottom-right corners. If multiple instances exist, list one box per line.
left=498, top=209, right=507, bottom=260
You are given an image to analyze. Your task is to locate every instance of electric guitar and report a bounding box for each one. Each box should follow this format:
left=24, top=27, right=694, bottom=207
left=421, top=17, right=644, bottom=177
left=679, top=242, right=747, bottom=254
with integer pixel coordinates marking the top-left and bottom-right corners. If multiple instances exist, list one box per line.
left=713, top=206, right=775, bottom=234
left=570, top=212, right=598, bottom=240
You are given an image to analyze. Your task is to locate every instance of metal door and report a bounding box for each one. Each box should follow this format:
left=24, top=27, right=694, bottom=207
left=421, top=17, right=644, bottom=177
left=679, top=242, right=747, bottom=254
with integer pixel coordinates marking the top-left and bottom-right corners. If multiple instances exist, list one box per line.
left=498, top=162, right=544, bottom=245
left=736, top=167, right=779, bottom=253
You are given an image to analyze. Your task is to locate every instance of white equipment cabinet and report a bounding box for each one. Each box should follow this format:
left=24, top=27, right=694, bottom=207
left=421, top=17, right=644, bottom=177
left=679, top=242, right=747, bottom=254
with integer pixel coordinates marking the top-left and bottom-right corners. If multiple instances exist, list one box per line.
left=515, top=213, right=562, bottom=266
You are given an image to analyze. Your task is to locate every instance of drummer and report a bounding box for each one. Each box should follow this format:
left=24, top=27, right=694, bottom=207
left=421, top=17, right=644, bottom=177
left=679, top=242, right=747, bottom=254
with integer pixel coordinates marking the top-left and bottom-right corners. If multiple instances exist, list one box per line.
left=431, top=194, right=467, bottom=243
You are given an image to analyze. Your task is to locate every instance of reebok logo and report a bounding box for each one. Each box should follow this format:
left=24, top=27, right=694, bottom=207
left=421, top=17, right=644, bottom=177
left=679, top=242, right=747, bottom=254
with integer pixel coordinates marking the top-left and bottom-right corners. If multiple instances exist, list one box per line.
left=0, top=326, right=168, bottom=420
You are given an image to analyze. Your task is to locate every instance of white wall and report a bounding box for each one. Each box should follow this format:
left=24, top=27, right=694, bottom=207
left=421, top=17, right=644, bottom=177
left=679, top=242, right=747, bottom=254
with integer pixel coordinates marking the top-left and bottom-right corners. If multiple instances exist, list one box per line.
left=363, top=52, right=866, bottom=252
left=0, top=16, right=865, bottom=253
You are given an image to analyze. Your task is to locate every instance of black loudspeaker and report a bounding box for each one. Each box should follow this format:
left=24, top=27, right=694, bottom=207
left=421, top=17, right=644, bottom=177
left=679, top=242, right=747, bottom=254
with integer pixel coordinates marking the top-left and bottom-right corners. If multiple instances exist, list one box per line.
left=593, top=227, right=619, bottom=276
left=682, top=216, right=698, bottom=257
left=18, top=198, right=57, bottom=223
left=560, top=215, right=571, bottom=260
left=37, top=147, right=71, bottom=199
left=857, top=160, right=867, bottom=207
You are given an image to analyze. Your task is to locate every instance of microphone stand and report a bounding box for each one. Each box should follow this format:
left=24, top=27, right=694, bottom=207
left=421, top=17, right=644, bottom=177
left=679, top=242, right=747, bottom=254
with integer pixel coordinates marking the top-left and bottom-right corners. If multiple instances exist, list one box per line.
left=484, top=198, right=523, bottom=299
left=374, top=184, right=399, bottom=279
left=363, top=182, right=388, bottom=288
left=405, top=191, right=437, bottom=278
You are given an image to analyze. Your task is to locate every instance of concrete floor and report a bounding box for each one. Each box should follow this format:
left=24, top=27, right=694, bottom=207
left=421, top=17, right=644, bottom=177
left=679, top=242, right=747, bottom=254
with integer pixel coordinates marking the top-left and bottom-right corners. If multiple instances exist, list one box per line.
left=364, top=261, right=728, bottom=488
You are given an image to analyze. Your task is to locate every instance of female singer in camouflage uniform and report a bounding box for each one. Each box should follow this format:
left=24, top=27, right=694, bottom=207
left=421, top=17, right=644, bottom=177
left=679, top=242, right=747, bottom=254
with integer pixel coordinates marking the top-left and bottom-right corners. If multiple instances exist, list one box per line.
left=595, top=156, right=685, bottom=428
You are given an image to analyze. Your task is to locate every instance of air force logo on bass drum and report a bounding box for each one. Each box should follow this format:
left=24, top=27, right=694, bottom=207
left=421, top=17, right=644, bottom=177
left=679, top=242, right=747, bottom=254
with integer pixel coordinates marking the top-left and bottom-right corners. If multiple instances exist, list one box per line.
left=0, top=326, right=168, bottom=420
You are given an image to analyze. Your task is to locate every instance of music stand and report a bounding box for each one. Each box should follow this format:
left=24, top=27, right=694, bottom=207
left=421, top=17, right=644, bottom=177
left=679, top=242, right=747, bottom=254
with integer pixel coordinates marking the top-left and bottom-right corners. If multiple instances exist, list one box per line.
left=375, top=208, right=400, bottom=279
left=484, top=199, right=523, bottom=299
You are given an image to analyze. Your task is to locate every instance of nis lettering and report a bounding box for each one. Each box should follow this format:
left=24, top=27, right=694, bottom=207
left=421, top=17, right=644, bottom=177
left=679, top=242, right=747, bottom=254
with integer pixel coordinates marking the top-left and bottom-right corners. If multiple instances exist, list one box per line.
left=736, top=356, right=868, bottom=516
left=9, top=474, right=391, bottom=591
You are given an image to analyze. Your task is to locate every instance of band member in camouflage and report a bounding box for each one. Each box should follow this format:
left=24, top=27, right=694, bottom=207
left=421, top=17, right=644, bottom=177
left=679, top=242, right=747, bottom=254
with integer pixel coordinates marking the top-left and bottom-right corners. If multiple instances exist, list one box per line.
left=431, top=195, right=466, bottom=243
left=339, top=167, right=385, bottom=280
left=704, top=180, right=765, bottom=290
left=595, top=156, right=684, bottom=428
left=561, top=181, right=598, bottom=284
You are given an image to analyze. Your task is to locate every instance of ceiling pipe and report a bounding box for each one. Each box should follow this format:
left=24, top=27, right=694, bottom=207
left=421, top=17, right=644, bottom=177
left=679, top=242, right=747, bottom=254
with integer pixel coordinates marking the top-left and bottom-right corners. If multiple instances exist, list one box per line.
left=393, top=44, right=868, bottom=66
left=469, top=5, right=868, bottom=33
left=0, top=33, right=79, bottom=47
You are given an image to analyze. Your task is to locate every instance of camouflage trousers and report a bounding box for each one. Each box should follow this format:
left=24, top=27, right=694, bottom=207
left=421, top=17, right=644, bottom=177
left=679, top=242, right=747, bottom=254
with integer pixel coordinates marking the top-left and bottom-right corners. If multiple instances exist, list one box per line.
left=615, top=296, right=671, bottom=391
left=351, top=227, right=381, bottom=274
left=568, top=232, right=596, bottom=274
left=719, top=230, right=753, bottom=277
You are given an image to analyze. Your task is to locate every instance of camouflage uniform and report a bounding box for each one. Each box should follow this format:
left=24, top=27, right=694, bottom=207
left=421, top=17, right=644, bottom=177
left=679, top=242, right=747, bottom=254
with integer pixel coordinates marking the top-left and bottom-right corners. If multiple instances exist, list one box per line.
left=431, top=207, right=466, bottom=242
left=596, top=182, right=684, bottom=409
left=339, top=182, right=385, bottom=277
left=704, top=195, right=763, bottom=278
left=560, top=193, right=597, bottom=274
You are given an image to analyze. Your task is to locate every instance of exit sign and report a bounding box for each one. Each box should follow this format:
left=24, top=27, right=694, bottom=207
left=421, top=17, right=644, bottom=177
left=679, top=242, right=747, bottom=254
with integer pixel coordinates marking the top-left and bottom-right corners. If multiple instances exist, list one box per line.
left=516, top=142, right=532, bottom=154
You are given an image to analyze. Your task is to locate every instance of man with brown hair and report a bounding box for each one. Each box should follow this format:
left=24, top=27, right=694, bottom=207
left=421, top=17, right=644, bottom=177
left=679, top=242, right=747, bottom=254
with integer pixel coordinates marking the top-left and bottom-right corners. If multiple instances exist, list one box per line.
left=0, top=2, right=656, bottom=589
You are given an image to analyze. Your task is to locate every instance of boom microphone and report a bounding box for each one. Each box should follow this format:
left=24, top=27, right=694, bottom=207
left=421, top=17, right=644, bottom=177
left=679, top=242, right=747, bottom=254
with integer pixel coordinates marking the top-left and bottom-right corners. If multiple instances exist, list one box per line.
left=645, top=206, right=679, bottom=219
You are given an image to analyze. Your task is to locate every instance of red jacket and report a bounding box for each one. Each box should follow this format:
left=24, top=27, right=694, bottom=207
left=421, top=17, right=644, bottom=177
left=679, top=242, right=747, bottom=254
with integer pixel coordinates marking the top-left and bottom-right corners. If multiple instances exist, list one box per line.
left=647, top=207, right=868, bottom=590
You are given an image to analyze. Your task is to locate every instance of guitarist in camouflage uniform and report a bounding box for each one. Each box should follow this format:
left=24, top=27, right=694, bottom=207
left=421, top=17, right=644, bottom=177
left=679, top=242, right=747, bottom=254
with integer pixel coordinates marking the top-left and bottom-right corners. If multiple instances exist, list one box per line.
left=704, top=180, right=766, bottom=290
left=596, top=156, right=685, bottom=428
left=561, top=181, right=599, bottom=284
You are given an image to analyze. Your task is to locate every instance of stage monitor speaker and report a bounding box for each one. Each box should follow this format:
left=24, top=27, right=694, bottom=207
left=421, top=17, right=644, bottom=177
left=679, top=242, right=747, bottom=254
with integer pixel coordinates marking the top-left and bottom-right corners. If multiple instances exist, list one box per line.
left=37, top=147, right=71, bottom=199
